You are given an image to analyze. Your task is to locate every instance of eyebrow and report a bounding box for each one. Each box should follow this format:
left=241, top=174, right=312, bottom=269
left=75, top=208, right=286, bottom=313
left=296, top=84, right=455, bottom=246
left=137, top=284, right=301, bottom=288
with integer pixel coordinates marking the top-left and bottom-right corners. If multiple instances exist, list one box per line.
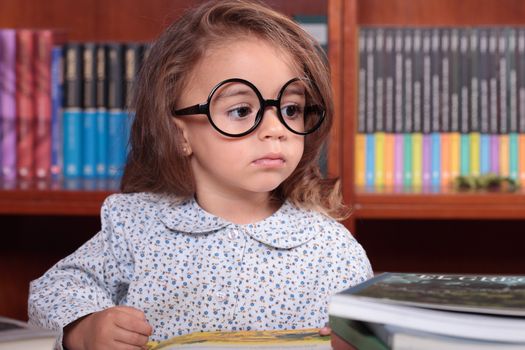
left=214, top=87, right=254, bottom=101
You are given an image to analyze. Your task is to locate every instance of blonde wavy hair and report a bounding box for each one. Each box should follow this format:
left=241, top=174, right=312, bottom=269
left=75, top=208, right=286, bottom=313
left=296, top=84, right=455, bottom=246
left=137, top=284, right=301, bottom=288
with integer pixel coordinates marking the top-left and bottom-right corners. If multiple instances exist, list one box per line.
left=121, top=0, right=349, bottom=220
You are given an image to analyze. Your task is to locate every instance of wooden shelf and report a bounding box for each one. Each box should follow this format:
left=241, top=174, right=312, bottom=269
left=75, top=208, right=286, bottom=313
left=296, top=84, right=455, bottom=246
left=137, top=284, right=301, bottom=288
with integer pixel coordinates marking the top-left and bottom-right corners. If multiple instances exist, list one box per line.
left=0, top=181, right=115, bottom=216
left=353, top=187, right=525, bottom=219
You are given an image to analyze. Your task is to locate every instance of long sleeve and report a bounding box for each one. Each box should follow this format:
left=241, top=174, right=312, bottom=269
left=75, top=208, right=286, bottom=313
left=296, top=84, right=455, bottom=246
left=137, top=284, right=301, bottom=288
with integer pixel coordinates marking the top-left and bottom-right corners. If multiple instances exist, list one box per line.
left=27, top=195, right=136, bottom=347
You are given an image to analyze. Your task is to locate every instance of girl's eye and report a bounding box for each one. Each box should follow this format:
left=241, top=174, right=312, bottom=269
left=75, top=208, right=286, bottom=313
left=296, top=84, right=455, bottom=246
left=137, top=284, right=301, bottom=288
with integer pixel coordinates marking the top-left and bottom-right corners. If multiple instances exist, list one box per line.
left=281, top=104, right=303, bottom=119
left=227, top=105, right=253, bottom=120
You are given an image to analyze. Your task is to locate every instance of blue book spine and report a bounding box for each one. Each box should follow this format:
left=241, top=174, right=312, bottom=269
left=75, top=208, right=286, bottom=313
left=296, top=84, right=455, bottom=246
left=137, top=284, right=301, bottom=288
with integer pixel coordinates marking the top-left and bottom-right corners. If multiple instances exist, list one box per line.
left=431, top=132, right=441, bottom=186
left=108, top=110, right=128, bottom=178
left=82, top=109, right=97, bottom=178
left=63, top=44, right=83, bottom=179
left=50, top=46, right=63, bottom=179
left=460, top=134, right=470, bottom=176
left=63, top=109, right=82, bottom=177
left=480, top=134, right=490, bottom=174
left=365, top=133, right=375, bottom=187
left=96, top=108, right=108, bottom=178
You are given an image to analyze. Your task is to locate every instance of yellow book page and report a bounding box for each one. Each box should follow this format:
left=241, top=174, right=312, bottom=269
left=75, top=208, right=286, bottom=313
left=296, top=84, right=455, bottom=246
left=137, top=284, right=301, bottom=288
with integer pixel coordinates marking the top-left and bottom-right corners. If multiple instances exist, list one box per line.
left=146, top=329, right=330, bottom=349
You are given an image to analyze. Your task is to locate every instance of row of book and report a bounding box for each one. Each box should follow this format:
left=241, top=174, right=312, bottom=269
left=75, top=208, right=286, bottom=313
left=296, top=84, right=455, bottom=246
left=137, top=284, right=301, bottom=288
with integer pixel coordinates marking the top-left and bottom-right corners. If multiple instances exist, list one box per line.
left=0, top=28, right=147, bottom=184
left=357, top=27, right=525, bottom=188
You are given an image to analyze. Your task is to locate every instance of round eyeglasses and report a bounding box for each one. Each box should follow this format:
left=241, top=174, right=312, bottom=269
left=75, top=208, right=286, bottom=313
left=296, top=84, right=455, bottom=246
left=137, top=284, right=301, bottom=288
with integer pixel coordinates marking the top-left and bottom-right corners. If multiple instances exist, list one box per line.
left=171, top=77, right=325, bottom=137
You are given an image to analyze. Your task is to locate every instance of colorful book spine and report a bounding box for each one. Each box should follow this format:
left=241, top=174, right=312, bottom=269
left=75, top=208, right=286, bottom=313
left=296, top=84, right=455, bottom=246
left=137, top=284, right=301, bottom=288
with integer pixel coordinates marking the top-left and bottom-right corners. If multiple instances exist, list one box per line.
left=51, top=45, right=64, bottom=179
left=34, top=30, right=57, bottom=180
left=412, top=28, right=424, bottom=188
left=365, top=30, right=375, bottom=187
left=95, top=44, right=108, bottom=179
left=16, top=29, right=35, bottom=180
left=124, top=43, right=143, bottom=158
left=430, top=28, right=441, bottom=187
left=356, top=29, right=366, bottom=187
left=488, top=28, right=499, bottom=174
left=374, top=29, right=385, bottom=188
left=449, top=29, right=461, bottom=181
left=393, top=29, right=404, bottom=187
left=355, top=133, right=366, bottom=187
left=459, top=29, right=470, bottom=176
left=63, top=43, right=83, bottom=178
left=519, top=28, right=525, bottom=184
left=107, top=43, right=127, bottom=179
left=422, top=29, right=432, bottom=187
left=440, top=28, right=451, bottom=187
left=508, top=29, right=519, bottom=181
left=383, top=29, right=395, bottom=187
left=0, top=29, right=17, bottom=182
left=82, top=43, right=97, bottom=179
left=499, top=29, right=510, bottom=177
left=479, top=28, right=491, bottom=175
left=469, top=28, right=480, bottom=177
left=403, top=29, right=413, bottom=187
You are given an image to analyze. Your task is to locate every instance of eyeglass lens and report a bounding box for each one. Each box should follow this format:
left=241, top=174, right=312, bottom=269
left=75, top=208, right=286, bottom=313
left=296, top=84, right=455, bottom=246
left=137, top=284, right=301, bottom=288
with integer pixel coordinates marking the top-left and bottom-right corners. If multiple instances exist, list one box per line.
left=208, top=79, right=323, bottom=136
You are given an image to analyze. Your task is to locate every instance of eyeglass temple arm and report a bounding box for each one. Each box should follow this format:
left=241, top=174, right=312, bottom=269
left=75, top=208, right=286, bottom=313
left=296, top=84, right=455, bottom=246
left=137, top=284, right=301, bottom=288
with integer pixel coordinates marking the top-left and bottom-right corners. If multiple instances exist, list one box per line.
left=172, top=103, right=208, bottom=116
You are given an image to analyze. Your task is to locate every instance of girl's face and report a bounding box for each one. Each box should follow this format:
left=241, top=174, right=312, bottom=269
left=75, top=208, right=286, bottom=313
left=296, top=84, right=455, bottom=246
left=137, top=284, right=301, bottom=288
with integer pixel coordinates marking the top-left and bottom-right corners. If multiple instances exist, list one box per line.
left=175, top=38, right=304, bottom=201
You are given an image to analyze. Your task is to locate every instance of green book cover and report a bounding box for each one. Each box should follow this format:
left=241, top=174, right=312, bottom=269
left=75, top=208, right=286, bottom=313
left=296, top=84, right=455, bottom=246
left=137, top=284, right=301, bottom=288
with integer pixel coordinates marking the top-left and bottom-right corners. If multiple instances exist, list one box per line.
left=329, top=315, right=388, bottom=350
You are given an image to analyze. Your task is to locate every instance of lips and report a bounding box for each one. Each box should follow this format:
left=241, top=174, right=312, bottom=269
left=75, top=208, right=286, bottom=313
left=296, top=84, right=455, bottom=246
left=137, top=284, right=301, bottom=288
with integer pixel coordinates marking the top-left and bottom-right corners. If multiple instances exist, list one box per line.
left=252, top=153, right=285, bottom=166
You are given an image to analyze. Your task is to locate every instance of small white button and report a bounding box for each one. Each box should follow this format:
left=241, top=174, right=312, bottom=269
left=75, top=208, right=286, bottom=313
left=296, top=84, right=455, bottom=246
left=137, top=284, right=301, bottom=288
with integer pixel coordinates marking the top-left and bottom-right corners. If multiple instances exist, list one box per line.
left=227, top=230, right=238, bottom=240
left=216, top=291, right=227, bottom=301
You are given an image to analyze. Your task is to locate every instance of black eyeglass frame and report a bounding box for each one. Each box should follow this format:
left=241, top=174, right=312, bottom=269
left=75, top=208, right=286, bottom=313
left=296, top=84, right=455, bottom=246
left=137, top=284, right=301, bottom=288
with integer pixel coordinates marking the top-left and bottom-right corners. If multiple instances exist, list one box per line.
left=171, top=77, right=326, bottom=138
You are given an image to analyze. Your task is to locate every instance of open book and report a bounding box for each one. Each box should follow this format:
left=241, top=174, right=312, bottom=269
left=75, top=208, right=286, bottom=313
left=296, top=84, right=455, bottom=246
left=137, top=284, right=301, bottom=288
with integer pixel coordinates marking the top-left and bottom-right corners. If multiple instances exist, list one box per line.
left=328, top=272, right=525, bottom=346
left=0, top=316, right=56, bottom=350
left=145, top=328, right=331, bottom=349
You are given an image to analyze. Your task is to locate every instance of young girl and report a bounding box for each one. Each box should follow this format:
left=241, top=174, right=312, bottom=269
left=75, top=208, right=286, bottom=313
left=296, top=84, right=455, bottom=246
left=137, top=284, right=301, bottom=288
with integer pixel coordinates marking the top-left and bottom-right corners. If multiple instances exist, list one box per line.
left=28, top=0, right=373, bottom=348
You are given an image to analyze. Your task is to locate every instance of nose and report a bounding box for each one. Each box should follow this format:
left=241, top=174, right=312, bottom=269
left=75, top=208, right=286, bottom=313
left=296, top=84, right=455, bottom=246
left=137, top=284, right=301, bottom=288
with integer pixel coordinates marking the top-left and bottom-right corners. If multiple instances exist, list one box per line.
left=257, top=106, right=287, bottom=140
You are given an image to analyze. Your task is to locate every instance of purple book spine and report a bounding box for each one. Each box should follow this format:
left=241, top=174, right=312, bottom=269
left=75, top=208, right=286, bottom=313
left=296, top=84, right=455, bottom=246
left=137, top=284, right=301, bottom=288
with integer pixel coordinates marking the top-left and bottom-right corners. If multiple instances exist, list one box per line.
left=0, top=29, right=17, bottom=182
left=422, top=134, right=432, bottom=187
left=490, top=134, right=499, bottom=174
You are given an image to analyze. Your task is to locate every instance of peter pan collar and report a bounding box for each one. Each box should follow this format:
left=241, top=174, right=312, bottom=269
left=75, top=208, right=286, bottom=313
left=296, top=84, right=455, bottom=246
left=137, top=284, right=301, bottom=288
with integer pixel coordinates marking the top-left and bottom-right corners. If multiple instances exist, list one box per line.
left=158, top=195, right=319, bottom=249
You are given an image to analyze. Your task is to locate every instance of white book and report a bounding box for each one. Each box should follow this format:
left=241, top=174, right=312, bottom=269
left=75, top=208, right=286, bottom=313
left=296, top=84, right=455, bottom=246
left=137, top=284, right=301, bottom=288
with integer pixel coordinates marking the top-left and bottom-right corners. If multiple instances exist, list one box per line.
left=0, top=316, right=56, bottom=350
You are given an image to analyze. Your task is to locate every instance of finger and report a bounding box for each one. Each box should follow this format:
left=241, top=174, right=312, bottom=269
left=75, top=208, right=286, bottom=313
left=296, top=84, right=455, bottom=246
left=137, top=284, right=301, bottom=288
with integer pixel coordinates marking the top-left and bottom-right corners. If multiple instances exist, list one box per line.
left=113, top=326, right=150, bottom=347
left=114, top=305, right=148, bottom=320
left=319, top=326, right=332, bottom=336
left=114, top=312, right=153, bottom=336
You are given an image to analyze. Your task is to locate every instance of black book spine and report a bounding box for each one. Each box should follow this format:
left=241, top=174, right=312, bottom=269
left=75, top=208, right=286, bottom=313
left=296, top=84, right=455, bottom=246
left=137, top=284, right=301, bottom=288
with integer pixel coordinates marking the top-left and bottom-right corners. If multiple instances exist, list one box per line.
left=107, top=43, right=125, bottom=110
left=450, top=29, right=460, bottom=134
left=404, top=28, right=413, bottom=134
left=394, top=28, right=404, bottom=134
left=479, top=28, right=490, bottom=134
left=64, top=43, right=82, bottom=109
left=489, top=28, right=499, bottom=135
left=412, top=28, right=423, bottom=134
left=460, top=28, right=470, bottom=135
left=421, top=28, right=431, bottom=135
left=441, top=28, right=450, bottom=133
left=358, top=28, right=366, bottom=134
left=498, top=28, right=508, bottom=135
left=384, top=28, right=395, bottom=134
left=366, top=28, right=375, bottom=134
left=375, top=28, right=385, bottom=133
left=125, top=43, right=143, bottom=112
left=508, top=28, right=518, bottom=134
left=96, top=44, right=107, bottom=109
left=519, top=28, right=525, bottom=133
left=430, top=28, right=440, bottom=134
left=470, top=28, right=480, bottom=133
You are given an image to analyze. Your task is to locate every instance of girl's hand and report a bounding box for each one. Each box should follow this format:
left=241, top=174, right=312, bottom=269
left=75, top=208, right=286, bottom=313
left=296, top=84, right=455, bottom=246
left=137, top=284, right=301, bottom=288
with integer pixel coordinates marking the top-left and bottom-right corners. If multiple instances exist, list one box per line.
left=319, top=325, right=332, bottom=336
left=63, top=305, right=153, bottom=350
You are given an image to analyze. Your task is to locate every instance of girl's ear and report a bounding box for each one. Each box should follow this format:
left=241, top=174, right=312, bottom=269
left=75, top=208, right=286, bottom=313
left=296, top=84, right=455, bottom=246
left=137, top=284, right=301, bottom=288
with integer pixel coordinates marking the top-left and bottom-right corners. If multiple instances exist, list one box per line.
left=173, top=118, right=193, bottom=156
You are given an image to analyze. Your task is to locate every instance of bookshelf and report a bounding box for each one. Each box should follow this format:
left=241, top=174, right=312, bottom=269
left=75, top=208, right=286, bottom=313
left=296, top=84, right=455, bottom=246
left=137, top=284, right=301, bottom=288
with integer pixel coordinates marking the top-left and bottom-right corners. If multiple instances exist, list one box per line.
left=0, top=0, right=326, bottom=321
left=327, top=0, right=525, bottom=273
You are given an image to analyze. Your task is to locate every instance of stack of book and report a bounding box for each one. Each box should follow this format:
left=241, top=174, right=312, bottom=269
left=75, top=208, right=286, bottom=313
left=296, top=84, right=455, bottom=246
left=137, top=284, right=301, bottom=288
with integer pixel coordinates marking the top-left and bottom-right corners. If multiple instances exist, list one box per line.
left=0, top=29, right=148, bottom=187
left=357, top=27, right=525, bottom=189
left=329, top=272, right=525, bottom=349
